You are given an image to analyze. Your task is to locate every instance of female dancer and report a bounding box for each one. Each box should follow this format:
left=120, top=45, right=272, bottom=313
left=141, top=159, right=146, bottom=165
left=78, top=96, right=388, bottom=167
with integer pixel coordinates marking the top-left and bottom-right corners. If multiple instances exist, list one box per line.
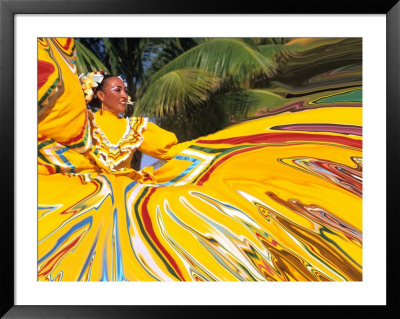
left=38, top=38, right=188, bottom=182
left=79, top=72, right=190, bottom=181
left=38, top=38, right=363, bottom=282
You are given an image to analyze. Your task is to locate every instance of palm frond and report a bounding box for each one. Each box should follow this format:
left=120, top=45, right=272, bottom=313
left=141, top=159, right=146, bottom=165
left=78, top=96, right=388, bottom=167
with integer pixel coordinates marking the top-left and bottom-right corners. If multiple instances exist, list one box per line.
left=134, top=68, right=220, bottom=118
left=240, top=89, right=289, bottom=116
left=102, top=38, right=124, bottom=75
left=211, top=88, right=288, bottom=121
left=140, top=38, right=201, bottom=94
left=258, top=44, right=290, bottom=60
left=147, top=38, right=277, bottom=89
left=219, top=84, right=363, bottom=121
left=75, top=40, right=109, bottom=74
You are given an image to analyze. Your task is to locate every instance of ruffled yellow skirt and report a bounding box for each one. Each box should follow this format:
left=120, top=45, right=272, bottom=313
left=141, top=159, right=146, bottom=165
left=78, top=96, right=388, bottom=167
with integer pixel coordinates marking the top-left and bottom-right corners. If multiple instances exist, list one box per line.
left=38, top=106, right=362, bottom=281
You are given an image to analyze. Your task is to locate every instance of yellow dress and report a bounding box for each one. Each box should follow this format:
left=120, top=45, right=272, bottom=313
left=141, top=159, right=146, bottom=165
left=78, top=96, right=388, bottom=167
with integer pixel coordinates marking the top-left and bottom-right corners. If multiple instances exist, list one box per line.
left=88, top=109, right=190, bottom=180
left=38, top=37, right=187, bottom=180
left=38, top=38, right=363, bottom=282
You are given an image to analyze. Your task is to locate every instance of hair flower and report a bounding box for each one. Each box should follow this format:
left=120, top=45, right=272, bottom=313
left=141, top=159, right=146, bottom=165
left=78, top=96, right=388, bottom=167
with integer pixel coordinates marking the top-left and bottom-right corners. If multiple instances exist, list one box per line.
left=79, top=71, right=105, bottom=103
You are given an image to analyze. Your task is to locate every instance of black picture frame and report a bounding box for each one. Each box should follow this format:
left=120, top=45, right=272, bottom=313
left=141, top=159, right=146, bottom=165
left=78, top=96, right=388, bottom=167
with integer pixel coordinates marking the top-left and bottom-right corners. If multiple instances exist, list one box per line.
left=1, top=0, right=398, bottom=318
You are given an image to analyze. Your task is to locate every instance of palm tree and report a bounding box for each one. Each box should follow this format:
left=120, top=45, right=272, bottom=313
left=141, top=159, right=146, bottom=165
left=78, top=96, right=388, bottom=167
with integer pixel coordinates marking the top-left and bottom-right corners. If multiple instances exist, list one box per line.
left=75, top=36, right=362, bottom=143
left=75, top=40, right=109, bottom=74
left=133, top=37, right=361, bottom=140
left=75, top=38, right=202, bottom=167
left=77, top=38, right=151, bottom=106
left=133, top=38, right=281, bottom=140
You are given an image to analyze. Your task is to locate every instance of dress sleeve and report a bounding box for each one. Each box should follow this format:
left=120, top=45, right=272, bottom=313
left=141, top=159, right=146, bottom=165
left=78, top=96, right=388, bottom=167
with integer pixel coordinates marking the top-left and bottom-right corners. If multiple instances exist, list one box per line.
left=138, top=122, right=192, bottom=160
left=38, top=38, right=96, bottom=175
left=38, top=38, right=89, bottom=149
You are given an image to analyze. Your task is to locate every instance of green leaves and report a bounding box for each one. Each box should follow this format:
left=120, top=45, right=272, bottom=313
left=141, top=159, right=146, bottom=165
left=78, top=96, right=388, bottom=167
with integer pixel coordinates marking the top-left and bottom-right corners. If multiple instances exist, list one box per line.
left=135, top=38, right=281, bottom=122
left=135, top=68, right=220, bottom=117
left=102, top=38, right=124, bottom=75
left=258, top=43, right=290, bottom=60
left=209, top=88, right=289, bottom=121
left=74, top=37, right=362, bottom=141
left=75, top=40, right=109, bottom=74
left=146, top=38, right=277, bottom=89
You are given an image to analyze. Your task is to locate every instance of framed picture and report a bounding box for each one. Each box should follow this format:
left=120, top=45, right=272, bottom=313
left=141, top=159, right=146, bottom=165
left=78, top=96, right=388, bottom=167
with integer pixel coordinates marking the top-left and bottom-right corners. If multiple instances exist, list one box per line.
left=1, top=0, right=398, bottom=317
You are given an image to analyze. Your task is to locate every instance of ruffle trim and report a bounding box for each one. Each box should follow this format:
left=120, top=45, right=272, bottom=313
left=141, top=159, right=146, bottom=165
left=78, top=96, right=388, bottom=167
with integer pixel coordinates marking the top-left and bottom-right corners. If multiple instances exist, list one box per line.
left=89, top=110, right=148, bottom=171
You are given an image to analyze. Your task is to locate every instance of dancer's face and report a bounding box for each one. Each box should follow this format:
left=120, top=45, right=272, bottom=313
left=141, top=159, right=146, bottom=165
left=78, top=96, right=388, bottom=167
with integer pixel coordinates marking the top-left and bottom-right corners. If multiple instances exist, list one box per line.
left=97, top=77, right=128, bottom=115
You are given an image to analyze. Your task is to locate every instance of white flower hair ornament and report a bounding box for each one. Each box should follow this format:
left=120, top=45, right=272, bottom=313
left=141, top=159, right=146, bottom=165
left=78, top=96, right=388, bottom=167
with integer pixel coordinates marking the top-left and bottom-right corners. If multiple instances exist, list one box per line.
left=79, top=71, right=105, bottom=103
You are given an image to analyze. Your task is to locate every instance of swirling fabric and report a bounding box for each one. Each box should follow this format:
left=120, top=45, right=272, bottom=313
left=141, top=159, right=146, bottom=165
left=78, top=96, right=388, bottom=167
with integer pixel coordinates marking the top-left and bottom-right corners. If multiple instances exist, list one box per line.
left=38, top=38, right=362, bottom=281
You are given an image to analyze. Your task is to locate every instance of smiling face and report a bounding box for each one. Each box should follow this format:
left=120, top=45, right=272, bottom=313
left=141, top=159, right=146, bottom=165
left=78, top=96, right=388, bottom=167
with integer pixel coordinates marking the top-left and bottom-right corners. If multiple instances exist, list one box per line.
left=96, top=76, right=128, bottom=115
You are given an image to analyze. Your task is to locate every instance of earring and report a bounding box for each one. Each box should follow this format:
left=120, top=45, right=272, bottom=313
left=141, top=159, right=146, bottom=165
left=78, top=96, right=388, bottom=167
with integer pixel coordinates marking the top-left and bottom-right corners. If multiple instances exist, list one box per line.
left=100, top=102, right=103, bottom=113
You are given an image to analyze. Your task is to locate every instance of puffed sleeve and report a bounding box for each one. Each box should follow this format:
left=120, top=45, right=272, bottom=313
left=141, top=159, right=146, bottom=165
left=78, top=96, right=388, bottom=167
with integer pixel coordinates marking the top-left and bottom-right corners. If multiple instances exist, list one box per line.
left=138, top=122, right=192, bottom=160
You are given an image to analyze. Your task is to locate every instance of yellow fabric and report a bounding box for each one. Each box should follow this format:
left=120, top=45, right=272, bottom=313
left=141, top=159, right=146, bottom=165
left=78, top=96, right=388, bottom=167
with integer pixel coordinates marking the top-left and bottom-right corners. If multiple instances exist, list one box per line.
left=89, top=110, right=143, bottom=173
left=93, top=110, right=128, bottom=145
left=38, top=38, right=96, bottom=175
left=38, top=37, right=363, bottom=282
left=37, top=37, right=185, bottom=179
left=38, top=106, right=363, bottom=282
left=88, top=111, right=187, bottom=179
left=140, top=122, right=192, bottom=160
left=38, top=38, right=88, bottom=145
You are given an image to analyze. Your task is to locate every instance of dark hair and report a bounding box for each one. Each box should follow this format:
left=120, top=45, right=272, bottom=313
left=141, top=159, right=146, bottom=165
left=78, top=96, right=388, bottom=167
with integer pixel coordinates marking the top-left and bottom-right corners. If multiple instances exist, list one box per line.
left=87, top=74, right=118, bottom=110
